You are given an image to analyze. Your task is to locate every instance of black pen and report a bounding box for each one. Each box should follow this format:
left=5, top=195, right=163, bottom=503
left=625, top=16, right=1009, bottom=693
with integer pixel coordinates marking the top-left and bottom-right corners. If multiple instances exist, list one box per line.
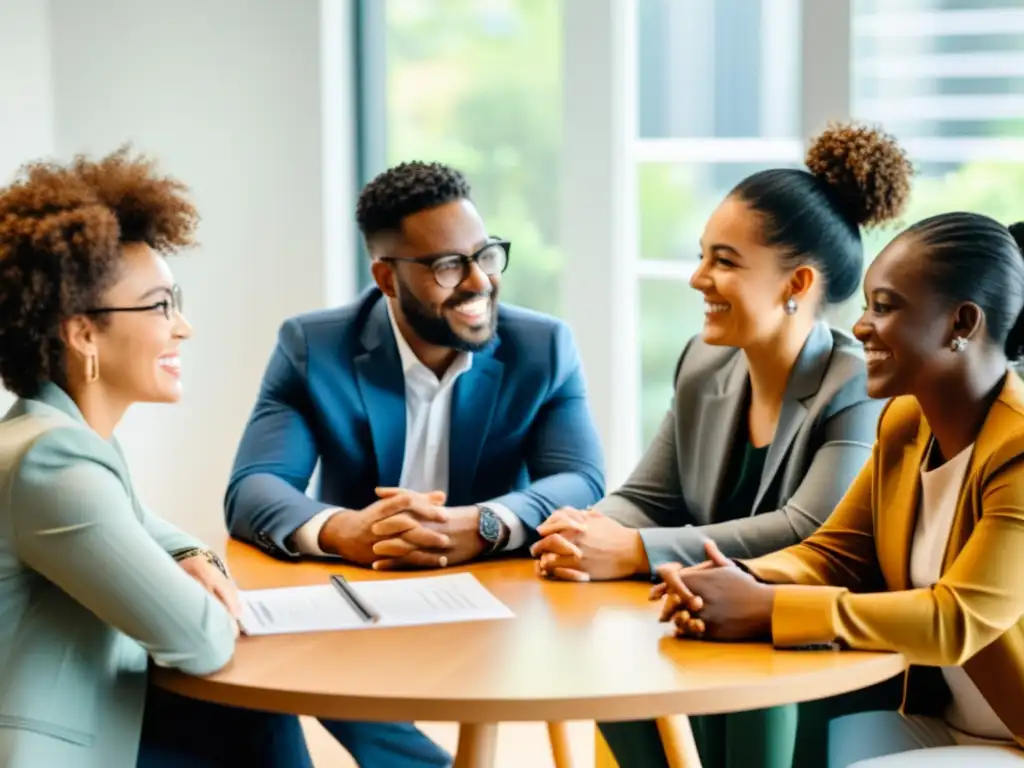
left=329, top=575, right=381, bottom=624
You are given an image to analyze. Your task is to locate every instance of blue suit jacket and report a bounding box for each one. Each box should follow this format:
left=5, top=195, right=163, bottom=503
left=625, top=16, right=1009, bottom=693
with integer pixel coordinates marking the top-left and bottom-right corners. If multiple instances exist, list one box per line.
left=225, top=287, right=606, bottom=558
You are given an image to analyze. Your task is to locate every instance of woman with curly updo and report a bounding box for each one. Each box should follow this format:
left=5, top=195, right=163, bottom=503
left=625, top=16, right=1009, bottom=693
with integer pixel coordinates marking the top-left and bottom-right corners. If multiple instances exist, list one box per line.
left=533, top=122, right=915, bottom=767
left=0, top=149, right=312, bottom=767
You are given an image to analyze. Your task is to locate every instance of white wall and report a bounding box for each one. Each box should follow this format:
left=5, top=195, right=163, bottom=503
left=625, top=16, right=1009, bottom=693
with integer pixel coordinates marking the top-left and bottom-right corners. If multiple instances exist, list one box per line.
left=0, top=0, right=357, bottom=547
left=0, top=0, right=54, bottom=181
left=0, top=0, right=56, bottom=417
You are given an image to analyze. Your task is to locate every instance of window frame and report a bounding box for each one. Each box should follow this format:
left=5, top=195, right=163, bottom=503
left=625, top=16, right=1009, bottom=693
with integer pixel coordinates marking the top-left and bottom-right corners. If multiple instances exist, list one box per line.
left=355, top=0, right=855, bottom=485
left=353, top=0, right=387, bottom=292
left=561, top=0, right=852, bottom=485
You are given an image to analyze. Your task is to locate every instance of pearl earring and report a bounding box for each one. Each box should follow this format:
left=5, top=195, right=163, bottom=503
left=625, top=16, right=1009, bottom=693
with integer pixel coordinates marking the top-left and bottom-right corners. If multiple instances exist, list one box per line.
left=950, top=336, right=968, bottom=353
left=784, top=298, right=798, bottom=315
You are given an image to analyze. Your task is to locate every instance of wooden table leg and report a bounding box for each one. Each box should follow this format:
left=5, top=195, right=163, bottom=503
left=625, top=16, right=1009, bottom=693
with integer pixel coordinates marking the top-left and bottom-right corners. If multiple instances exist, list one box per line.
left=656, top=715, right=702, bottom=768
left=453, top=722, right=499, bottom=768
left=547, top=721, right=575, bottom=768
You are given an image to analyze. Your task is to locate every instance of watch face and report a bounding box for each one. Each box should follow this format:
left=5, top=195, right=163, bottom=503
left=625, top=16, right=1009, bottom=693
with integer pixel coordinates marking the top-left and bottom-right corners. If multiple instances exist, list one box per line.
left=479, top=508, right=501, bottom=542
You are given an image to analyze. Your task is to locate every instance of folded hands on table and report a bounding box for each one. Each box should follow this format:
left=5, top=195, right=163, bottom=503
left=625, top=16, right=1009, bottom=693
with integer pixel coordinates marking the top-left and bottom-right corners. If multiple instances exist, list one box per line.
left=530, top=511, right=775, bottom=642
left=649, top=540, right=776, bottom=642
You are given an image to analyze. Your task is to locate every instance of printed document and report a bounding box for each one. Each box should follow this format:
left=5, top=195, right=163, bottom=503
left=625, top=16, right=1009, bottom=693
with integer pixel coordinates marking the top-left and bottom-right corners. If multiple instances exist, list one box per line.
left=238, top=572, right=514, bottom=636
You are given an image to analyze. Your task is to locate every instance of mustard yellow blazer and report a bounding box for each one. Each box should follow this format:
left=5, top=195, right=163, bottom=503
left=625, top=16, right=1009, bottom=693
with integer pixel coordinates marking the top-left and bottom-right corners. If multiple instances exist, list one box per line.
left=743, top=371, right=1024, bottom=747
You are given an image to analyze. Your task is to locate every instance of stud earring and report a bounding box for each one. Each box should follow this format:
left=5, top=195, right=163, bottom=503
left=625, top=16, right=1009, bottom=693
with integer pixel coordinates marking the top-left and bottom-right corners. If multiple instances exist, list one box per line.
left=85, top=353, right=100, bottom=382
left=950, top=336, right=968, bottom=353
left=783, top=298, right=798, bottom=315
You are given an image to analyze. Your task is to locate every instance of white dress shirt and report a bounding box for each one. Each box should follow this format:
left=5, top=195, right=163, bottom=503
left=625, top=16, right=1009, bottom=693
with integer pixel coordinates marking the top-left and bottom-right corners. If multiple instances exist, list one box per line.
left=290, top=301, right=526, bottom=555
left=911, top=440, right=1014, bottom=745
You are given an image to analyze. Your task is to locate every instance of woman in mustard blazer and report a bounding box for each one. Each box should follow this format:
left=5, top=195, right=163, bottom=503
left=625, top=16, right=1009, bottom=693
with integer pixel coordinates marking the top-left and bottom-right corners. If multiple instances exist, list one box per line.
left=657, top=213, right=1024, bottom=766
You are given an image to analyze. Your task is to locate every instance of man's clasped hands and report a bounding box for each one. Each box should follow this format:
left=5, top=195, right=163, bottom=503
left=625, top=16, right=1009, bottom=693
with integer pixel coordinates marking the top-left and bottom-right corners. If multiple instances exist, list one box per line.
left=317, top=487, right=490, bottom=570
left=314, top=493, right=778, bottom=642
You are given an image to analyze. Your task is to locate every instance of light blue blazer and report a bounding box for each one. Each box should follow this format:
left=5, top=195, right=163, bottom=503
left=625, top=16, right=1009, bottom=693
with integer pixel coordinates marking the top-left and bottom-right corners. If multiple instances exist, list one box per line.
left=0, top=384, right=236, bottom=768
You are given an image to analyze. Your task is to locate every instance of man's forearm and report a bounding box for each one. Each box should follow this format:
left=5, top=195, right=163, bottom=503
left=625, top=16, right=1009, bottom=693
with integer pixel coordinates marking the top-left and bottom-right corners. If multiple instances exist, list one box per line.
left=225, top=472, right=335, bottom=556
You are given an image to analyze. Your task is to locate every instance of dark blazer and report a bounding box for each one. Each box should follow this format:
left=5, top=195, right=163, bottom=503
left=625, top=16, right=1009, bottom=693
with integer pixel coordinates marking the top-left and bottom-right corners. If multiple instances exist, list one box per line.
left=597, top=322, right=883, bottom=568
left=225, top=287, right=606, bottom=557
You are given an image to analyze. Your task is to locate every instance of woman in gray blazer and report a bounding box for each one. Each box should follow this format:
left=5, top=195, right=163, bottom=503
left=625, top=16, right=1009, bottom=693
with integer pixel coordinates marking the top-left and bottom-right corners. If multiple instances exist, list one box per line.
left=530, top=123, right=914, bottom=767
left=0, top=150, right=312, bottom=767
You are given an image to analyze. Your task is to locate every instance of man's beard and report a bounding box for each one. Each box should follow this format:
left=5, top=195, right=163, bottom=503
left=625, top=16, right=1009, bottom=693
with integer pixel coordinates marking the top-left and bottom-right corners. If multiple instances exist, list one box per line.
left=397, top=281, right=498, bottom=352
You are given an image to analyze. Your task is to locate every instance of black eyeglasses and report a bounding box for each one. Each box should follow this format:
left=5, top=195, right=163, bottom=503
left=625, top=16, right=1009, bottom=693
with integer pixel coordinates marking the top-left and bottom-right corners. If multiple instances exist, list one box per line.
left=381, top=239, right=510, bottom=289
left=83, top=284, right=183, bottom=321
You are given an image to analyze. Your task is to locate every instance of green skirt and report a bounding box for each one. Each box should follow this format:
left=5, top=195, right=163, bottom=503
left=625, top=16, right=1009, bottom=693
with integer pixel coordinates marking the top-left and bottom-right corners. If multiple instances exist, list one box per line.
left=599, top=676, right=904, bottom=768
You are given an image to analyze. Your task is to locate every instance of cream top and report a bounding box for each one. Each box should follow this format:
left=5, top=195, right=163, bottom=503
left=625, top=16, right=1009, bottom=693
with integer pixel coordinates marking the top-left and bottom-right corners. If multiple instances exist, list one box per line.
left=912, top=440, right=1014, bottom=744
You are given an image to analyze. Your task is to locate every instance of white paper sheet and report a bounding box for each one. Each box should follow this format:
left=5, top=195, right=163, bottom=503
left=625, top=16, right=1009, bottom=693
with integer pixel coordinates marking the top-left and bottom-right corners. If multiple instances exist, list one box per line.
left=238, top=572, right=514, bottom=636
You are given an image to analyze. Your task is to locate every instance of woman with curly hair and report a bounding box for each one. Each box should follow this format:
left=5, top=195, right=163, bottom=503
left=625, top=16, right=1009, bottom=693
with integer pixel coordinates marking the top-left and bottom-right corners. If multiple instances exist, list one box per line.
left=0, top=148, right=312, bottom=768
left=532, top=122, right=915, bottom=768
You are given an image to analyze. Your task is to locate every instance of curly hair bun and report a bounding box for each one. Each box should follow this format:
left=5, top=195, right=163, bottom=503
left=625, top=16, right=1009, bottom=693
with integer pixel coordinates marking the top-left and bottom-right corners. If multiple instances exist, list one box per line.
left=804, top=121, right=913, bottom=229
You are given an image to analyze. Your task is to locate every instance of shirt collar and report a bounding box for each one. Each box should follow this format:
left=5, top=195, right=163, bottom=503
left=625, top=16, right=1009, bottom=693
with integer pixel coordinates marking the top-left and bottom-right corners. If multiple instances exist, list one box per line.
left=385, top=299, right=473, bottom=382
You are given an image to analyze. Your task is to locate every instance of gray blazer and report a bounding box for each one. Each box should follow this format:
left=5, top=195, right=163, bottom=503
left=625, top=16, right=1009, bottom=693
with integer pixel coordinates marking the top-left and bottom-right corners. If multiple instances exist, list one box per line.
left=0, top=384, right=236, bottom=768
left=597, top=322, right=883, bottom=568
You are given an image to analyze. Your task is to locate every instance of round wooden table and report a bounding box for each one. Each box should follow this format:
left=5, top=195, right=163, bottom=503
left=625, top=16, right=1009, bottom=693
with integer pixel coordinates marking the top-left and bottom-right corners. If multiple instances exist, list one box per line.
left=153, top=540, right=906, bottom=768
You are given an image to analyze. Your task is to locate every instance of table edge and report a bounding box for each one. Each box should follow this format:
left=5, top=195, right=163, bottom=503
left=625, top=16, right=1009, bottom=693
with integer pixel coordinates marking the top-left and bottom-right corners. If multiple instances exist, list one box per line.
left=153, top=652, right=907, bottom=723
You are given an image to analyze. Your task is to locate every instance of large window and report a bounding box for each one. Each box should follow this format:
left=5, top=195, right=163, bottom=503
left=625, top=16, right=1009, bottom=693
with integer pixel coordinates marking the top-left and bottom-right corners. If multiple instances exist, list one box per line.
left=850, top=0, right=1024, bottom=276
left=634, top=0, right=804, bottom=444
left=632, top=0, right=1024, bottom=447
left=382, top=0, right=564, bottom=317
left=360, top=0, right=1024, bottom=485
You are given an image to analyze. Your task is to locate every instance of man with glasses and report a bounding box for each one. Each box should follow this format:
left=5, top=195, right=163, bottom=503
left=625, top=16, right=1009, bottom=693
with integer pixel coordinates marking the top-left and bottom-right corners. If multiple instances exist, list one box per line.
left=224, top=161, right=605, bottom=766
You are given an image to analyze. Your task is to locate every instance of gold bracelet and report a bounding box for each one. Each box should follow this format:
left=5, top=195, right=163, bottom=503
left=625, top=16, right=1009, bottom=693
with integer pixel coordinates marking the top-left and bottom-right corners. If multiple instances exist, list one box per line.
left=171, top=547, right=229, bottom=578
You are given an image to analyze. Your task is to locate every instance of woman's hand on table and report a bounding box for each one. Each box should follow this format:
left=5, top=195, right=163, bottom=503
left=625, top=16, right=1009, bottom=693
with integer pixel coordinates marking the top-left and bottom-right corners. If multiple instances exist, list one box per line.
left=653, top=540, right=775, bottom=642
left=650, top=539, right=732, bottom=630
left=530, top=508, right=650, bottom=582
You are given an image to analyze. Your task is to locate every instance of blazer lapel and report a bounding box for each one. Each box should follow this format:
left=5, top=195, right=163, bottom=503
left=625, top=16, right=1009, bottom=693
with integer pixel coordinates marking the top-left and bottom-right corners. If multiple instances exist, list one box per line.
left=447, top=346, right=504, bottom=505
left=753, top=323, right=832, bottom=511
left=883, top=374, right=1024, bottom=588
left=698, top=354, right=748, bottom=516
left=354, top=301, right=406, bottom=488
left=753, top=398, right=808, bottom=512
left=940, top=372, right=1024, bottom=573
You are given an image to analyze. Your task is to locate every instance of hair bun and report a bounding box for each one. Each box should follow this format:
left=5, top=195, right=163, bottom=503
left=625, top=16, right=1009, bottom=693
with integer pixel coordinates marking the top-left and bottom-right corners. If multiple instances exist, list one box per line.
left=804, top=121, right=913, bottom=229
left=1009, top=222, right=1024, bottom=254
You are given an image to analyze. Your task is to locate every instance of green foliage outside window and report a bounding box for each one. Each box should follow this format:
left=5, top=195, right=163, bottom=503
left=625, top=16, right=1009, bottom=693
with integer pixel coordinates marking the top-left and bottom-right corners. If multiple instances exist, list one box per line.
left=386, top=0, right=1024, bottom=447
